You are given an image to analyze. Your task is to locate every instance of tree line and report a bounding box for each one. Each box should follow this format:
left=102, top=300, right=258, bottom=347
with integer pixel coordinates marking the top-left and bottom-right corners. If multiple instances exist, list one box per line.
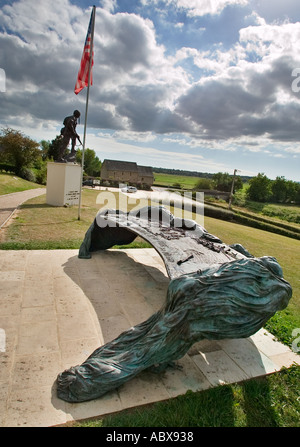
left=246, top=173, right=300, bottom=204
left=0, top=127, right=101, bottom=184
left=153, top=166, right=252, bottom=183
left=1, top=128, right=299, bottom=204
left=192, top=172, right=243, bottom=193
left=194, top=172, right=300, bottom=204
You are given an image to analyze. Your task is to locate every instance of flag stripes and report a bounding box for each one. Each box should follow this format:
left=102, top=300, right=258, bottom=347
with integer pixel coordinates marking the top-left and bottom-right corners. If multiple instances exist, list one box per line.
left=74, top=7, right=95, bottom=95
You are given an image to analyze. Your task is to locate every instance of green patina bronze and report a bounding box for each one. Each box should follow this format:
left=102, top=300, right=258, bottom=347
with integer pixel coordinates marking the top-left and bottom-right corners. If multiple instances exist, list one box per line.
left=56, top=206, right=292, bottom=403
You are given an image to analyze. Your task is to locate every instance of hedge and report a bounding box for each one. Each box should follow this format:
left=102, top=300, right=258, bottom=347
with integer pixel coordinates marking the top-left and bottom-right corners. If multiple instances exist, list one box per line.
left=203, top=204, right=300, bottom=240
left=0, top=164, right=16, bottom=173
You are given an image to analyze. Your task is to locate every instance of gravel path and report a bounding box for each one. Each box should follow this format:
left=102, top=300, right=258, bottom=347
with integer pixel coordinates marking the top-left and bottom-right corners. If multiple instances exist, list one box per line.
left=0, top=188, right=46, bottom=228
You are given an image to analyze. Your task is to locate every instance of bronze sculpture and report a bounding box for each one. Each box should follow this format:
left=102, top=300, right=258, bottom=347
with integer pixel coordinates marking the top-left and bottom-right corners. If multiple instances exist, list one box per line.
left=56, top=110, right=82, bottom=162
left=56, top=206, right=292, bottom=402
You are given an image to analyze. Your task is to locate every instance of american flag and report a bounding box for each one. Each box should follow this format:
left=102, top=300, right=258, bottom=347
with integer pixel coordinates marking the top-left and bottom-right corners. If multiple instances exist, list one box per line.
left=74, top=7, right=95, bottom=95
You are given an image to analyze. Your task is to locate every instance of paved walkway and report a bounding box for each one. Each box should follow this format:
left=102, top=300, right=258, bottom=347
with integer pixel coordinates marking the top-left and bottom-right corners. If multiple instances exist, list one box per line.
left=0, top=248, right=299, bottom=427
left=0, top=188, right=46, bottom=228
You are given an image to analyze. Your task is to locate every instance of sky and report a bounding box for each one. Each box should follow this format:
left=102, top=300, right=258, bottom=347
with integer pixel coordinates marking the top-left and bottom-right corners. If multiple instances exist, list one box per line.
left=0, top=0, right=300, bottom=181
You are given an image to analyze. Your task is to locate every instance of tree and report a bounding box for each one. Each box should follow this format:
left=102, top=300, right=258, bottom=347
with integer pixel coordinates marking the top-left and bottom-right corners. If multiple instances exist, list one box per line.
left=285, top=180, right=299, bottom=203
left=194, top=178, right=213, bottom=190
left=247, top=173, right=272, bottom=202
left=268, top=176, right=300, bottom=204
left=76, top=148, right=101, bottom=177
left=0, top=127, right=41, bottom=175
left=47, top=135, right=65, bottom=161
left=212, top=172, right=243, bottom=192
left=295, top=184, right=300, bottom=204
left=271, top=176, right=287, bottom=203
left=39, top=140, right=50, bottom=161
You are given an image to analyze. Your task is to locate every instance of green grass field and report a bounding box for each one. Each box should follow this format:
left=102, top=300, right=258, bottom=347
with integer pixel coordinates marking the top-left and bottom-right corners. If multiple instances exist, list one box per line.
left=153, top=172, right=199, bottom=189
left=76, top=364, right=300, bottom=427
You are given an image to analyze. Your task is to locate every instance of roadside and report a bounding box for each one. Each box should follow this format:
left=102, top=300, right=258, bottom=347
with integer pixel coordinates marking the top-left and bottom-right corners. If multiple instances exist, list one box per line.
left=0, top=188, right=46, bottom=229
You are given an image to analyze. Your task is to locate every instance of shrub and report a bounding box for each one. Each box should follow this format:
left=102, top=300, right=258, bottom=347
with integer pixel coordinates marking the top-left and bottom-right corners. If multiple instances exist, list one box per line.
left=0, top=163, right=16, bottom=173
left=19, top=166, right=36, bottom=183
left=35, top=168, right=47, bottom=185
left=33, top=160, right=48, bottom=185
left=172, top=182, right=182, bottom=189
left=194, top=178, right=213, bottom=190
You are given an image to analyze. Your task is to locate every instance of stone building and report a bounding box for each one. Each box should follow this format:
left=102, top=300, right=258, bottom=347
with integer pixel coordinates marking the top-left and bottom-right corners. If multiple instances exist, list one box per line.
left=101, top=159, right=154, bottom=186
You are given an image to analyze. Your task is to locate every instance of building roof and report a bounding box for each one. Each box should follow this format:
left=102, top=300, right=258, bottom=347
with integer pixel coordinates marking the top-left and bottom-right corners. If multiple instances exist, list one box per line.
left=102, top=159, right=138, bottom=172
left=137, top=165, right=154, bottom=176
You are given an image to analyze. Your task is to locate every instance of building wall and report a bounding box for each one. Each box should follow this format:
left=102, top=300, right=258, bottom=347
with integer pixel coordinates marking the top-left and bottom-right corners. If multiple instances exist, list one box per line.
left=101, top=168, right=139, bottom=183
left=101, top=160, right=154, bottom=186
left=138, top=174, right=153, bottom=185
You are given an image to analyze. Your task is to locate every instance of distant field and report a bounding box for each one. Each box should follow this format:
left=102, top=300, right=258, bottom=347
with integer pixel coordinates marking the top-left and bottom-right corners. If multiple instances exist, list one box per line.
left=153, top=172, right=199, bottom=189
left=246, top=202, right=300, bottom=225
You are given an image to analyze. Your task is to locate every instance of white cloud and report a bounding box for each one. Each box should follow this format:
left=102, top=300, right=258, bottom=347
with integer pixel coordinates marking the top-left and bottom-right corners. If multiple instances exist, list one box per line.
left=88, top=132, right=232, bottom=172
left=0, top=0, right=82, bottom=49
left=100, top=0, right=117, bottom=13
left=113, top=131, right=157, bottom=143
left=0, top=0, right=299, bottom=181
left=144, top=0, right=248, bottom=18
left=239, top=21, right=300, bottom=58
left=172, top=18, right=300, bottom=145
left=0, top=0, right=189, bottom=132
left=250, top=0, right=300, bottom=24
left=176, top=0, right=248, bottom=17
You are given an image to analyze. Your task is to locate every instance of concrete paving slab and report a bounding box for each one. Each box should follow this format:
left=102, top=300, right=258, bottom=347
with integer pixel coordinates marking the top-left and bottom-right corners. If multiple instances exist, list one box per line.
left=0, top=248, right=299, bottom=427
left=192, top=350, right=249, bottom=386
left=218, top=338, right=280, bottom=378
left=160, top=354, right=211, bottom=397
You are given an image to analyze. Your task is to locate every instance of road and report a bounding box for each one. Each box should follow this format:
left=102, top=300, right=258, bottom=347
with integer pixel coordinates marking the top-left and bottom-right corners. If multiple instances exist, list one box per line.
left=0, top=185, right=204, bottom=229
left=91, top=185, right=205, bottom=226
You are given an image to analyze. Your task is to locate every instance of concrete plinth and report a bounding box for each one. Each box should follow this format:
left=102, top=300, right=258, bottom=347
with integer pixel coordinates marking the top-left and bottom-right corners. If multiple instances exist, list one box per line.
left=46, top=162, right=81, bottom=207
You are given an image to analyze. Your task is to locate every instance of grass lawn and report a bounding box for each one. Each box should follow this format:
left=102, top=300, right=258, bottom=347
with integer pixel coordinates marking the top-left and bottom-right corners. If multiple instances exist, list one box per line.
left=0, top=188, right=158, bottom=249
left=0, top=172, right=43, bottom=195
left=233, top=184, right=300, bottom=225
left=0, top=189, right=100, bottom=249
left=0, top=186, right=299, bottom=427
left=76, top=364, right=300, bottom=427
left=232, top=202, right=300, bottom=228
left=153, top=172, right=199, bottom=189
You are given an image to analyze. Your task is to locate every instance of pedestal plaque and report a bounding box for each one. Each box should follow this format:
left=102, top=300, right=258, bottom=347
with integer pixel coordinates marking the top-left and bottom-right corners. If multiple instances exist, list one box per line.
left=46, top=162, right=81, bottom=206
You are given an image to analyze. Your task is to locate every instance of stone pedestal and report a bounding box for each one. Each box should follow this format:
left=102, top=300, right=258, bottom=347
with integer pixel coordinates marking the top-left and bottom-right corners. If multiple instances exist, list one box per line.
left=46, top=162, right=81, bottom=206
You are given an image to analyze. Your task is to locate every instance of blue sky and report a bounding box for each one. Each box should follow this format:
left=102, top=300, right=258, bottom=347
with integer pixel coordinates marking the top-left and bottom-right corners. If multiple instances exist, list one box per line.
left=0, top=0, right=300, bottom=180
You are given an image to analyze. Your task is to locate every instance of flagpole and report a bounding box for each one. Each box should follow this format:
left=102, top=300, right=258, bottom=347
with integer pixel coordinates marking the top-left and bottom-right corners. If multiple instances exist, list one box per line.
left=78, top=5, right=96, bottom=220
